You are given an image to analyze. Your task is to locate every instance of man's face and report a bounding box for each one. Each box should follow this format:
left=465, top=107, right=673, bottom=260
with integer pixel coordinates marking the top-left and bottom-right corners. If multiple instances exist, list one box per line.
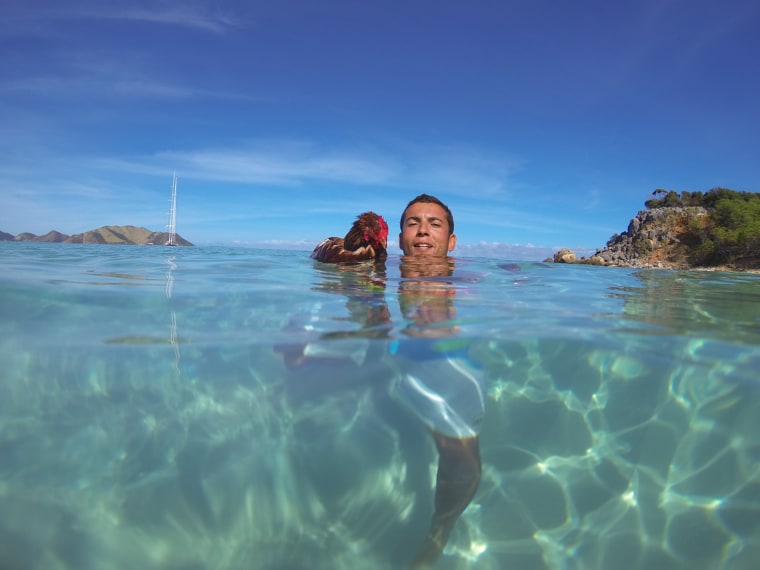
left=399, top=201, right=456, bottom=257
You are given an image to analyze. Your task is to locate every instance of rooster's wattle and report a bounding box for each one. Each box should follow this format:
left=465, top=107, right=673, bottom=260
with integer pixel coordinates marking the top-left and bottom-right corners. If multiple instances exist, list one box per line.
left=310, top=212, right=389, bottom=263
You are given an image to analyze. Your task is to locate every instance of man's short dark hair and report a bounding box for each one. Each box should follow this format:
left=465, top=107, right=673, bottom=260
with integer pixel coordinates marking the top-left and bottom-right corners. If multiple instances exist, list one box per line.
left=400, top=194, right=455, bottom=235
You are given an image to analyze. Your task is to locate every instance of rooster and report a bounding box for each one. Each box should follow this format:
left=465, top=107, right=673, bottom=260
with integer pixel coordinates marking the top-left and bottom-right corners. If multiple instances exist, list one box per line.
left=310, top=212, right=389, bottom=263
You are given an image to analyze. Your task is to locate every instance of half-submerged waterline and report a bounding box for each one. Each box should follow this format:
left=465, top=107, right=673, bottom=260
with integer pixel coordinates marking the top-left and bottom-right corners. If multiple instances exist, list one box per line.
left=1, top=242, right=758, bottom=569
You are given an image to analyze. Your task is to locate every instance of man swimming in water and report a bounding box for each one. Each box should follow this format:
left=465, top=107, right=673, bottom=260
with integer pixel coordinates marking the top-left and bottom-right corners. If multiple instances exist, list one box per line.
left=396, top=194, right=484, bottom=569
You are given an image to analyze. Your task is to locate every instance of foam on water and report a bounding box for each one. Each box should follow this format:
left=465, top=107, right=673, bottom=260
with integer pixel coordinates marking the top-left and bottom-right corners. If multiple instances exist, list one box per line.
left=1, top=242, right=759, bottom=569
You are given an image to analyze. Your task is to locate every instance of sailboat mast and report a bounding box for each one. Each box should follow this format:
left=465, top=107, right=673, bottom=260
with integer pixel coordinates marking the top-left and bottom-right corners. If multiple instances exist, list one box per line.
left=166, top=172, right=178, bottom=246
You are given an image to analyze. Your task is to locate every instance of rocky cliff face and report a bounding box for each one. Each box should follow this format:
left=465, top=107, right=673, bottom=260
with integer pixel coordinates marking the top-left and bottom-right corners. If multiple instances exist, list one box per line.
left=588, top=207, right=709, bottom=269
left=548, top=206, right=716, bottom=269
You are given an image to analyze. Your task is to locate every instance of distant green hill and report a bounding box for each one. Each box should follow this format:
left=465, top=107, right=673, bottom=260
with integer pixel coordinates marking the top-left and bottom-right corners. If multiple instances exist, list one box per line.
left=1, top=225, right=193, bottom=246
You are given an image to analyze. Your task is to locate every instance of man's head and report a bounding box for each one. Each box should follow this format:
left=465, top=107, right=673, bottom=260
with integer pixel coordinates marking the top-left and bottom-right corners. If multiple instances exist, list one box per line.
left=399, top=194, right=456, bottom=257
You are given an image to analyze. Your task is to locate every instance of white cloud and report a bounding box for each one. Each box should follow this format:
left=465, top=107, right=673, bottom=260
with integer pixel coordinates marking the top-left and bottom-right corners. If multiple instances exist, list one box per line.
left=3, top=1, right=243, bottom=36
left=104, top=5, right=242, bottom=34
left=94, top=139, right=520, bottom=194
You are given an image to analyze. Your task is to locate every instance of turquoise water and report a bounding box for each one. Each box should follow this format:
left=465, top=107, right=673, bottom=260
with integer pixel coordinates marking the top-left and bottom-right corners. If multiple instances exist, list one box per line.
left=1, top=241, right=759, bottom=570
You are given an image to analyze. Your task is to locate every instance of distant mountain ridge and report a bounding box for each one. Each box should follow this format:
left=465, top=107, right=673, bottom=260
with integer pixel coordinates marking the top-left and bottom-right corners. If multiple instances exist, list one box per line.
left=0, top=225, right=193, bottom=246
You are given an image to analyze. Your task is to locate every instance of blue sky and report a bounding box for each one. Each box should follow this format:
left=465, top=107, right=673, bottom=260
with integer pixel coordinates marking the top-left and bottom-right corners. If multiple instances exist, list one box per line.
left=2, top=0, right=759, bottom=259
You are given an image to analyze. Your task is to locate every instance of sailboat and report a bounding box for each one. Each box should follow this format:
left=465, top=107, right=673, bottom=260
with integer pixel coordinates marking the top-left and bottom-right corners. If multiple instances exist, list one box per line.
left=165, top=172, right=178, bottom=246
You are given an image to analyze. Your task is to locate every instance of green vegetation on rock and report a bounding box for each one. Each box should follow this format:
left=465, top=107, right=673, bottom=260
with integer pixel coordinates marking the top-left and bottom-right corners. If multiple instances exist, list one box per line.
left=551, top=187, right=760, bottom=270
left=645, top=188, right=760, bottom=267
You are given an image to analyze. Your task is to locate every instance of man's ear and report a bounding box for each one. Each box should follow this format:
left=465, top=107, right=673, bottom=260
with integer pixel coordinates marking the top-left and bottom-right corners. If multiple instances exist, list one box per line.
left=448, top=234, right=457, bottom=252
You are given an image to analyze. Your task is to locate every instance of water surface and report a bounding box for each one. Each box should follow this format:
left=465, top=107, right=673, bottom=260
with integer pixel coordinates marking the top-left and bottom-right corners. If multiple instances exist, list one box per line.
left=1, top=242, right=758, bottom=569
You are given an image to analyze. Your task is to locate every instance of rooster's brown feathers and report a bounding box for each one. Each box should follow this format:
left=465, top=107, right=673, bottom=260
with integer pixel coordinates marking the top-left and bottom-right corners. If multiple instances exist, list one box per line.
left=311, top=212, right=389, bottom=263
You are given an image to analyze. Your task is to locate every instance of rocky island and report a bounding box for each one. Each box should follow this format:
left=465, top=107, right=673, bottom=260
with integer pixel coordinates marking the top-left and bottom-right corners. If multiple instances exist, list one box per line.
left=0, top=225, right=193, bottom=246
left=550, top=188, right=760, bottom=271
